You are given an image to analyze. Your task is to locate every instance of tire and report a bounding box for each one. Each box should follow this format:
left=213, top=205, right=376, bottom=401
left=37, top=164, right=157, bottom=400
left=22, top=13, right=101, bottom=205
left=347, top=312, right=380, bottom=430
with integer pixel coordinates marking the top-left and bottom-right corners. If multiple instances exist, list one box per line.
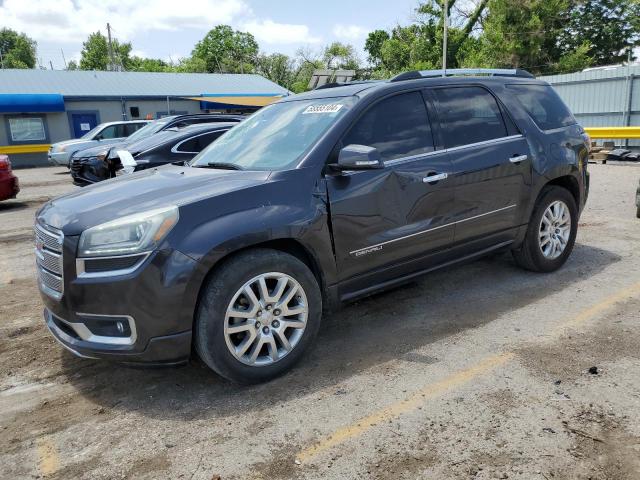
left=512, top=185, right=578, bottom=272
left=195, top=248, right=322, bottom=384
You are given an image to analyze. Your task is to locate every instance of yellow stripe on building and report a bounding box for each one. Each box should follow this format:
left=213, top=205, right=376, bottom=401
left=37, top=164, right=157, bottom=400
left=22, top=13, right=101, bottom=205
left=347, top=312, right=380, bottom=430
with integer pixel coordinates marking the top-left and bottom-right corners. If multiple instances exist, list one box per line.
left=0, top=144, right=50, bottom=154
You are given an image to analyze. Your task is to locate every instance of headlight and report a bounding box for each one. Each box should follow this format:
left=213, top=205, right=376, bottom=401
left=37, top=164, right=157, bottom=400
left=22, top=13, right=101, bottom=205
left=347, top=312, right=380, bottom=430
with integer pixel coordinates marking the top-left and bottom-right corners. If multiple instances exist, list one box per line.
left=53, top=145, right=67, bottom=153
left=78, top=206, right=179, bottom=257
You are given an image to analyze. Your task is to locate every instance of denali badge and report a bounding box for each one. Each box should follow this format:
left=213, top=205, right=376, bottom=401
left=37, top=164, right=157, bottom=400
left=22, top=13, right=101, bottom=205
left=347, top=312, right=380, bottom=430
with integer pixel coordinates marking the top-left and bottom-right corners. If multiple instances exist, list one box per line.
left=353, top=245, right=383, bottom=257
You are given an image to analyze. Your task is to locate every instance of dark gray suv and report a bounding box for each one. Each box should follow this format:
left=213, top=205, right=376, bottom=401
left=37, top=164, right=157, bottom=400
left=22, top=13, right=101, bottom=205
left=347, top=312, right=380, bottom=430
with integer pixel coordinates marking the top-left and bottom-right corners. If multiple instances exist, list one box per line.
left=36, top=68, right=589, bottom=383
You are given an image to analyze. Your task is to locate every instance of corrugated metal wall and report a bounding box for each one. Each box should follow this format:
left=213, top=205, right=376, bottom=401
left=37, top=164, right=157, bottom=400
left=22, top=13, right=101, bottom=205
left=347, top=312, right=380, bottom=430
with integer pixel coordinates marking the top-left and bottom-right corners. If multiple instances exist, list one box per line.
left=540, top=65, right=640, bottom=147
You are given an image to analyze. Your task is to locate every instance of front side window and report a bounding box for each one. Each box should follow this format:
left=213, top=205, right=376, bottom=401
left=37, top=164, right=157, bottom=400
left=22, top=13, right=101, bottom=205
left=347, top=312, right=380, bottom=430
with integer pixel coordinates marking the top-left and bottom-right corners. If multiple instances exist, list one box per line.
left=191, top=97, right=356, bottom=171
left=97, top=125, right=119, bottom=140
left=434, top=87, right=508, bottom=148
left=342, top=91, right=434, bottom=162
left=508, top=84, right=576, bottom=131
left=8, top=117, right=46, bottom=142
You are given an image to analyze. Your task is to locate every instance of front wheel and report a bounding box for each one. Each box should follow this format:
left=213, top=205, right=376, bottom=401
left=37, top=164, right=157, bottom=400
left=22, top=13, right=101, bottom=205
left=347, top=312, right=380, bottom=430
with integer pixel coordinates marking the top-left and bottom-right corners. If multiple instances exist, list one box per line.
left=512, top=186, right=578, bottom=272
left=195, top=249, right=322, bottom=384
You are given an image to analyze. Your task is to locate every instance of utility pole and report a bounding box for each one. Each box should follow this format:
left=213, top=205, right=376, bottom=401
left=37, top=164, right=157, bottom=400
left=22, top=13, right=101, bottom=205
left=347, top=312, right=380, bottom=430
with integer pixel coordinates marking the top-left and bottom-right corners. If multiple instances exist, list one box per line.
left=442, top=0, right=448, bottom=76
left=49, top=60, right=54, bottom=70
left=61, top=49, right=67, bottom=69
left=106, top=23, right=115, bottom=71
left=0, top=50, right=4, bottom=69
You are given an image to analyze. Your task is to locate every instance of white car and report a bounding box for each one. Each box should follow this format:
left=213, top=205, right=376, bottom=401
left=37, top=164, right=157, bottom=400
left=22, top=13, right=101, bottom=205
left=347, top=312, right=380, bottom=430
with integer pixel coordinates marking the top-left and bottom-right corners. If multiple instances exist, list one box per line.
left=48, top=120, right=149, bottom=167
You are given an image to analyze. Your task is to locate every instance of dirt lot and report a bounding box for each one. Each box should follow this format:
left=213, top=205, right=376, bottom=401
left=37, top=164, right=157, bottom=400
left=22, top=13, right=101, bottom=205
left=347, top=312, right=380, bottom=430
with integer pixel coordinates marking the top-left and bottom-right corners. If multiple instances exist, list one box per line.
left=1, top=164, right=639, bottom=480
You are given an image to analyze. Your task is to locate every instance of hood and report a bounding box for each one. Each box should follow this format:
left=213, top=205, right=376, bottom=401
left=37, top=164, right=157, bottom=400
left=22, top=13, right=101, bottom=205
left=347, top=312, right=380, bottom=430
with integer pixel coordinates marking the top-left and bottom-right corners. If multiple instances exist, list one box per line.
left=37, top=165, right=271, bottom=235
left=52, top=139, right=92, bottom=149
left=74, top=142, right=125, bottom=159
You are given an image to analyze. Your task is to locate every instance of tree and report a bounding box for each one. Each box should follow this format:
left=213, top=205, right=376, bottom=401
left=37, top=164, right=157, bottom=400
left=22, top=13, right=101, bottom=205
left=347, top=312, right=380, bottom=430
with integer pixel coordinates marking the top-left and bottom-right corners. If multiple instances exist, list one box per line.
left=128, top=57, right=170, bottom=72
left=79, top=31, right=132, bottom=70
left=255, top=53, right=296, bottom=89
left=322, top=42, right=360, bottom=70
left=66, top=60, right=79, bottom=71
left=364, top=30, right=390, bottom=67
left=191, top=25, right=259, bottom=73
left=0, top=28, right=37, bottom=69
left=559, top=0, right=640, bottom=65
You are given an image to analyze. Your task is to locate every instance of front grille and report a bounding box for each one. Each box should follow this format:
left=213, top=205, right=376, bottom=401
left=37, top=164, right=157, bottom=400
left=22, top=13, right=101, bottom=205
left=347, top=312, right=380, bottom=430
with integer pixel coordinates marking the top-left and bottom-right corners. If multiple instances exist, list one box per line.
left=70, top=158, right=84, bottom=173
left=35, top=224, right=64, bottom=299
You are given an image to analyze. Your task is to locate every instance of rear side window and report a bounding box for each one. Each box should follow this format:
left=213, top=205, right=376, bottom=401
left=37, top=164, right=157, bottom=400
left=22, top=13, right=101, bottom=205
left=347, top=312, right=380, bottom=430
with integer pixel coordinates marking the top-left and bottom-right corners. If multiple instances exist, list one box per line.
left=508, top=84, right=575, bottom=130
left=433, top=87, right=508, bottom=148
left=342, top=91, right=434, bottom=162
left=176, top=131, right=226, bottom=153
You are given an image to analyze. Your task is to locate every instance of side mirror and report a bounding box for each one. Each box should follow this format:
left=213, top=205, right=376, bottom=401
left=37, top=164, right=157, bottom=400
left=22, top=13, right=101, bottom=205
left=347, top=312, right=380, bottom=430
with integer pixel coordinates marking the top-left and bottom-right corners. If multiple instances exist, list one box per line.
left=331, top=144, right=384, bottom=171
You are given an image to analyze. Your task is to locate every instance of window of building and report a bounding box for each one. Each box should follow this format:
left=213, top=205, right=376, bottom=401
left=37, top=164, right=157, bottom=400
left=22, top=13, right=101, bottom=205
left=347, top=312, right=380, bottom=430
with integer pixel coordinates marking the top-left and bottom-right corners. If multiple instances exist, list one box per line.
left=342, top=91, right=434, bottom=162
left=8, top=117, right=47, bottom=142
left=433, top=87, right=508, bottom=148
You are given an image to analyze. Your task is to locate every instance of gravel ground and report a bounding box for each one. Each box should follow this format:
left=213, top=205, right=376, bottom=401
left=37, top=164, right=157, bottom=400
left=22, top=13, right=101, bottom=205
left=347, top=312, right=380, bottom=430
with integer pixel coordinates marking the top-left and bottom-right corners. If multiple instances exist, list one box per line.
left=0, top=164, right=639, bottom=480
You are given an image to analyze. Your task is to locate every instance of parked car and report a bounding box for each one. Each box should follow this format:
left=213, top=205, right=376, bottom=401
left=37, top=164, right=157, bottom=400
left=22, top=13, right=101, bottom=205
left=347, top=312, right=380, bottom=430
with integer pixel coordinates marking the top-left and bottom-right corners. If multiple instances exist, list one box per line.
left=47, top=120, right=150, bottom=167
left=71, top=123, right=235, bottom=185
left=0, top=155, right=19, bottom=201
left=36, top=68, right=589, bottom=384
left=68, top=114, right=245, bottom=180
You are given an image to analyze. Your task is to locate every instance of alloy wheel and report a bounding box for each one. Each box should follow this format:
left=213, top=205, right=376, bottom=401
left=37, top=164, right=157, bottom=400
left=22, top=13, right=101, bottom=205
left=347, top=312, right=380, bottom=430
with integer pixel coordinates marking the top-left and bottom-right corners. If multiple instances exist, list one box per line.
left=539, top=200, right=571, bottom=260
left=223, top=272, right=308, bottom=366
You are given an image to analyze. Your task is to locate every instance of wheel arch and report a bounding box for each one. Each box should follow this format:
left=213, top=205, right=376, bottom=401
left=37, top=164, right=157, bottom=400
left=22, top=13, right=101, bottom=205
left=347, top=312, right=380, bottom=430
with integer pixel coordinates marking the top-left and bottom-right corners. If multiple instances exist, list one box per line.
left=545, top=174, right=580, bottom=208
left=189, top=237, right=329, bottom=339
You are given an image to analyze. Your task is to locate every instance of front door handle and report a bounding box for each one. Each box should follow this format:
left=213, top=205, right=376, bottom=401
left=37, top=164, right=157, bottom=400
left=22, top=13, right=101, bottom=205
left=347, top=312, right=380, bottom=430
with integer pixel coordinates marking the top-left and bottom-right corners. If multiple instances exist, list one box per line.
left=509, top=154, right=528, bottom=163
left=423, top=172, right=448, bottom=184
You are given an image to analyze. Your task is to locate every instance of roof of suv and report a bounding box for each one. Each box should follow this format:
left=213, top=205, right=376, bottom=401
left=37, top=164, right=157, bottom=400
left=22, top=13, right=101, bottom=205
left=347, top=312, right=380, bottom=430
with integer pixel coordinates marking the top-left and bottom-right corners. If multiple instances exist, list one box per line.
left=282, top=72, right=549, bottom=103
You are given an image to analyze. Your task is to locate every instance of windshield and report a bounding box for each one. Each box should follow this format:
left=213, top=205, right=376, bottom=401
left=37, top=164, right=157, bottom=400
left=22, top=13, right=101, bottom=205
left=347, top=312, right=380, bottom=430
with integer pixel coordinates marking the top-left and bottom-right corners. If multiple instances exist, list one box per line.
left=125, top=120, right=166, bottom=142
left=80, top=125, right=103, bottom=139
left=190, top=97, right=356, bottom=170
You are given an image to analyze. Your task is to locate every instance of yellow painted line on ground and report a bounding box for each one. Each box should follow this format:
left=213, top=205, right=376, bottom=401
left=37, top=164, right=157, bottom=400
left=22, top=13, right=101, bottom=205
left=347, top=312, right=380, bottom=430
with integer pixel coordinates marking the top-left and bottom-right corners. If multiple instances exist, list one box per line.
left=552, top=280, right=640, bottom=334
left=296, top=352, right=514, bottom=463
left=36, top=437, right=60, bottom=476
left=296, top=280, right=640, bottom=464
left=0, top=144, right=50, bottom=154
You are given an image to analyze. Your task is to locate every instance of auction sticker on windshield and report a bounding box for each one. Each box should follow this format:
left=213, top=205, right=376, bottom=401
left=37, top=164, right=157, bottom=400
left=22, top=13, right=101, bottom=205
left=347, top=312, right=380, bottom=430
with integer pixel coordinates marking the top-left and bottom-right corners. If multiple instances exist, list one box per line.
left=303, top=104, right=344, bottom=114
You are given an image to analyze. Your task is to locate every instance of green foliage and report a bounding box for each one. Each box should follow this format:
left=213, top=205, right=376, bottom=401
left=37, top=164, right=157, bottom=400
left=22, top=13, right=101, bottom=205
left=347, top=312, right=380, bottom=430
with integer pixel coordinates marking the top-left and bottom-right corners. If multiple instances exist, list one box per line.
left=364, top=30, right=390, bottom=66
left=323, top=42, right=360, bottom=70
left=255, top=53, right=296, bottom=89
left=0, top=28, right=37, bottom=69
left=559, top=0, right=640, bottom=65
left=191, top=25, right=259, bottom=73
left=66, top=60, right=79, bottom=71
left=128, top=57, right=171, bottom=72
left=79, top=31, right=133, bottom=71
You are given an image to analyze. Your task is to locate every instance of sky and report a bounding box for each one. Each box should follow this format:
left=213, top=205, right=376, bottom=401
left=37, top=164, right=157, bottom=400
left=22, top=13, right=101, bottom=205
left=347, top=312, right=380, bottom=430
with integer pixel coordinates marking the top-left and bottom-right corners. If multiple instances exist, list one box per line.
left=0, top=0, right=422, bottom=69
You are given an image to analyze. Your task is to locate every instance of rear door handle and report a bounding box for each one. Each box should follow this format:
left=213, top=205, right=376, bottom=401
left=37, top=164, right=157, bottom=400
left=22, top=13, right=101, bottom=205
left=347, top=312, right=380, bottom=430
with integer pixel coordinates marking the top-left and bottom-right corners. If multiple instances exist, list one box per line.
left=509, top=154, right=528, bottom=163
left=423, top=172, right=448, bottom=184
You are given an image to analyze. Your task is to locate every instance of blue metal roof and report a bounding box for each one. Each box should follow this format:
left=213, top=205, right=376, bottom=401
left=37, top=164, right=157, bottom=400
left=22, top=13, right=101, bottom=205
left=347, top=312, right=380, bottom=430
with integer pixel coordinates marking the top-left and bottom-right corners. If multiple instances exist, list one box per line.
left=0, top=69, right=290, bottom=98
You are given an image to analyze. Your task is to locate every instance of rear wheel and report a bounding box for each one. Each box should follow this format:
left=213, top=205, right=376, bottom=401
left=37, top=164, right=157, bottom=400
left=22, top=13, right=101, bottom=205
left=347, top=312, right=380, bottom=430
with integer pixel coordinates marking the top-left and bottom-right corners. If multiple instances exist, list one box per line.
left=195, top=249, right=322, bottom=384
left=512, top=186, right=578, bottom=272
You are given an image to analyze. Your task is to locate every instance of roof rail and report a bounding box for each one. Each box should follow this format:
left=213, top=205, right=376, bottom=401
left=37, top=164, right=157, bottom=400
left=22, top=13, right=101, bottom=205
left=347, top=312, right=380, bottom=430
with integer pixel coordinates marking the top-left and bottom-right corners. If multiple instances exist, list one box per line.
left=389, top=68, right=535, bottom=82
left=314, top=80, right=383, bottom=90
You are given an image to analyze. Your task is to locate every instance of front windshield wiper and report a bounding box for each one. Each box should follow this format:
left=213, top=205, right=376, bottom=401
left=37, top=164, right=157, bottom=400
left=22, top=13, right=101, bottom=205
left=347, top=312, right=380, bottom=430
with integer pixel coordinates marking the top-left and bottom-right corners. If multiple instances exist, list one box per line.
left=198, top=162, right=244, bottom=170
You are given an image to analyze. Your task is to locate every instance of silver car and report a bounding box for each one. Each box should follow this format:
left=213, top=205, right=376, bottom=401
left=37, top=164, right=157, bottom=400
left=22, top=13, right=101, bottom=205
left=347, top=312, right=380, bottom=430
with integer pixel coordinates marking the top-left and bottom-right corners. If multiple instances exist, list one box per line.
left=48, top=120, right=149, bottom=167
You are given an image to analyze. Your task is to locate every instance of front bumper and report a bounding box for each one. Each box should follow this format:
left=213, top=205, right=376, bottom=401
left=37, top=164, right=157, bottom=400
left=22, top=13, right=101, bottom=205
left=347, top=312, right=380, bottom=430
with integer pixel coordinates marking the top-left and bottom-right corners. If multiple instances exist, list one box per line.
left=45, top=309, right=191, bottom=364
left=40, top=244, right=200, bottom=365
